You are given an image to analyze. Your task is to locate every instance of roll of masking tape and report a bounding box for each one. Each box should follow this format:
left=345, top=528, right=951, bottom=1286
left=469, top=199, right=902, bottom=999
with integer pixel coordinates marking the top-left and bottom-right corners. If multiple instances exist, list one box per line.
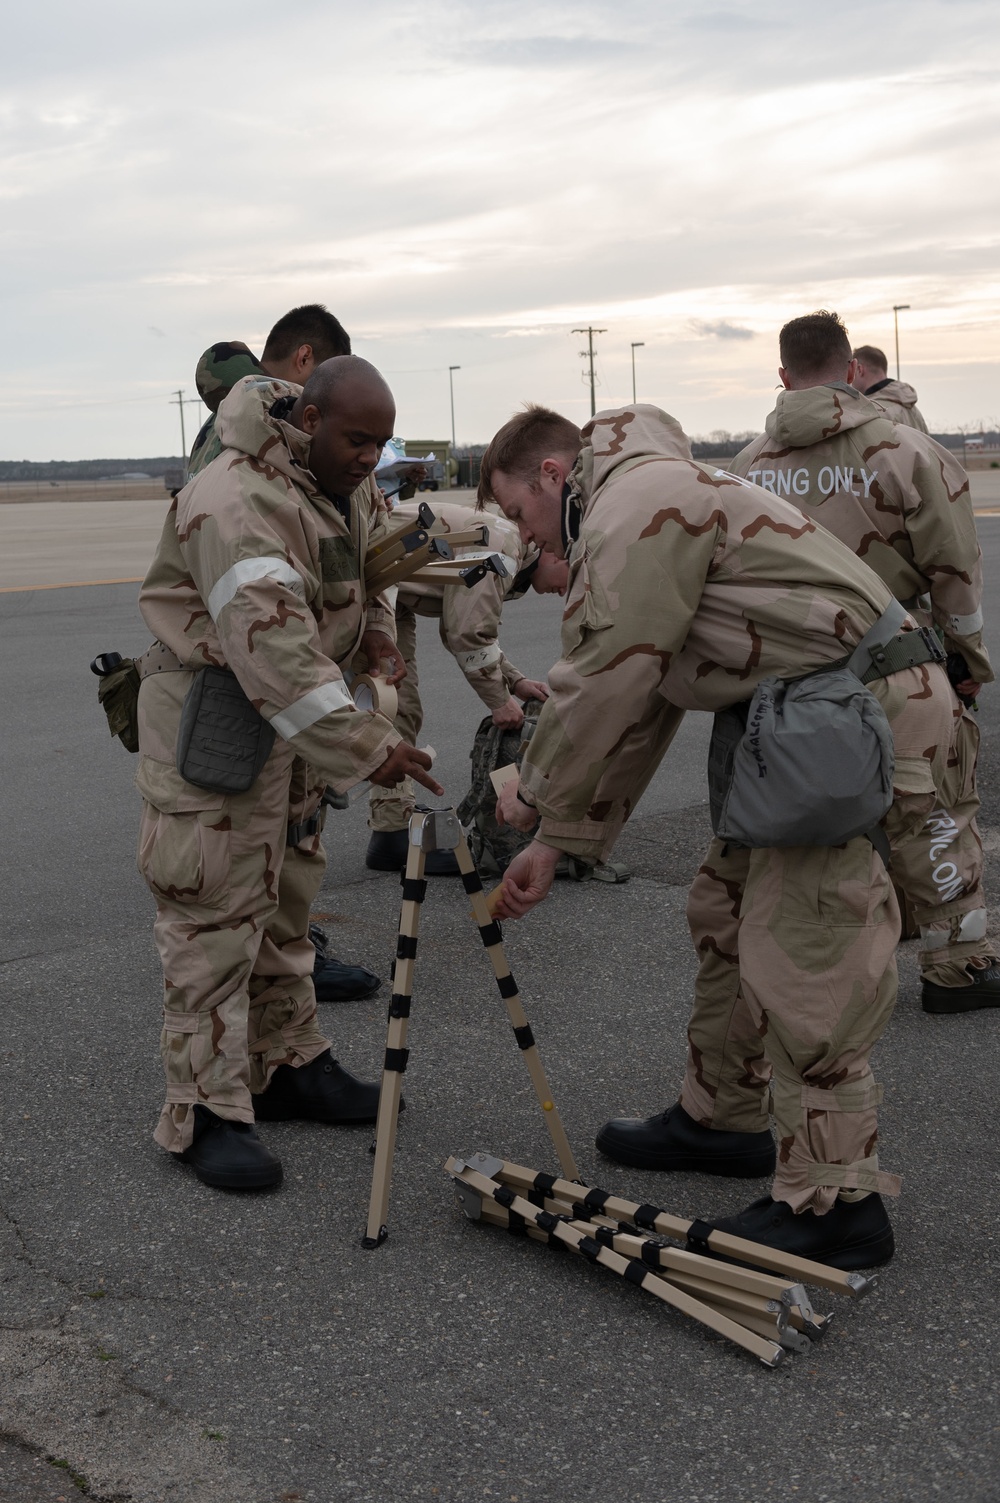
left=352, top=673, right=398, bottom=722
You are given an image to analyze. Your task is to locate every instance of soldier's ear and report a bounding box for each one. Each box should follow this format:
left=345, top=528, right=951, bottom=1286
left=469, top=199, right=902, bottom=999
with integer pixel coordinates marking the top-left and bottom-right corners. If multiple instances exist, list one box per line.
left=299, top=402, right=322, bottom=436
left=296, top=344, right=315, bottom=377
left=777, top=366, right=793, bottom=391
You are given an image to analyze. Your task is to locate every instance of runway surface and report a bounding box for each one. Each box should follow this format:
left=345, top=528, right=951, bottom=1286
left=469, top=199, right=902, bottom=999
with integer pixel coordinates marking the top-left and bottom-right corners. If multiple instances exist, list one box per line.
left=0, top=518, right=997, bottom=1502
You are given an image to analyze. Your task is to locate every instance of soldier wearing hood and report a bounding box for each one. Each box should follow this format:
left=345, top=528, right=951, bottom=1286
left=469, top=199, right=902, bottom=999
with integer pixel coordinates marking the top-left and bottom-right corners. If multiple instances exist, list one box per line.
left=184, top=307, right=390, bottom=1004
left=137, top=357, right=442, bottom=1190
left=482, top=401, right=962, bottom=1270
left=850, top=343, right=929, bottom=433
left=729, top=311, right=996, bottom=1015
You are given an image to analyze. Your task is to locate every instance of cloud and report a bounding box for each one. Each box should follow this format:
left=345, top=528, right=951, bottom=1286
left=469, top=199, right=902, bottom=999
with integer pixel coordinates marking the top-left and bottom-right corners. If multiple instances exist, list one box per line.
left=690, top=320, right=756, bottom=341
left=0, top=0, right=997, bottom=455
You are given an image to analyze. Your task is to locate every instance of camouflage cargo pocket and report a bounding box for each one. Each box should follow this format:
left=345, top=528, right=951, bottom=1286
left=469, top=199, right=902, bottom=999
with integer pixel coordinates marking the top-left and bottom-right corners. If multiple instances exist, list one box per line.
left=137, top=802, right=232, bottom=908
left=136, top=756, right=231, bottom=907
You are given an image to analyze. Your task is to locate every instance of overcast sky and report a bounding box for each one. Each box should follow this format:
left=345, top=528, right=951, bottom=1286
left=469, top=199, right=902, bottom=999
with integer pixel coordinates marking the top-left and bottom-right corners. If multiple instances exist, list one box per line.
left=1, top=0, right=998, bottom=460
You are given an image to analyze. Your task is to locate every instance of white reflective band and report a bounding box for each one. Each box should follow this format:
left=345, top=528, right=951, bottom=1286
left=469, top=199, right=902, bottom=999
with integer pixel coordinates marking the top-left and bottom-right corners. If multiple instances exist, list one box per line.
left=270, top=680, right=355, bottom=740
left=457, top=643, right=503, bottom=671
left=207, top=557, right=306, bottom=621
left=919, top=909, right=987, bottom=948
left=947, top=608, right=983, bottom=636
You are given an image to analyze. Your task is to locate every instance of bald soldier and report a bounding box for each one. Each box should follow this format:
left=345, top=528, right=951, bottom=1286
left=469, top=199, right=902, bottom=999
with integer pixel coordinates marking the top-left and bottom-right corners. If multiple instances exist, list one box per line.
left=366, top=498, right=562, bottom=873
left=187, top=303, right=384, bottom=1003
left=137, top=357, right=442, bottom=1190
left=484, top=402, right=962, bottom=1269
left=730, top=311, right=997, bottom=1014
left=850, top=343, right=929, bottom=433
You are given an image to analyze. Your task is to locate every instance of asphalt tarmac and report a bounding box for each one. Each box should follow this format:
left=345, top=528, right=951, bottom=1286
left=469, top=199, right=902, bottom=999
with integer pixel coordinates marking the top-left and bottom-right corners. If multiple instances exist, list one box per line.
left=0, top=528, right=998, bottom=1502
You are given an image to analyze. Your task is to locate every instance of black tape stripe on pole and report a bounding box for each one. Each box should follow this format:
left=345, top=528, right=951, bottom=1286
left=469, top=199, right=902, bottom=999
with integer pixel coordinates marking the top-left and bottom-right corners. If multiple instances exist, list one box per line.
left=448, top=1163, right=784, bottom=1368
left=493, top=1160, right=873, bottom=1298
left=363, top=814, right=427, bottom=1248
left=453, top=832, right=580, bottom=1181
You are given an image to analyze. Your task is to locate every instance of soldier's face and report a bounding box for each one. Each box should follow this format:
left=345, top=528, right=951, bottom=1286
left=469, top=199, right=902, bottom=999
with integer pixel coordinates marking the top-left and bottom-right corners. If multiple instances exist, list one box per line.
left=491, top=460, right=566, bottom=557
left=531, top=555, right=570, bottom=595
left=302, top=388, right=396, bottom=498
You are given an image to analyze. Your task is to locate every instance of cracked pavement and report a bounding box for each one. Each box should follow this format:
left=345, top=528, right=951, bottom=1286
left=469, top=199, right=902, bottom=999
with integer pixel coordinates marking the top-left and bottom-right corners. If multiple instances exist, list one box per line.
left=0, top=531, right=998, bottom=1502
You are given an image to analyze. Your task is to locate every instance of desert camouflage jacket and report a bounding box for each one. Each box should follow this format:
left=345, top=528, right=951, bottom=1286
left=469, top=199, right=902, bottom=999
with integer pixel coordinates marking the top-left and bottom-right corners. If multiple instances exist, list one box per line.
left=395, top=500, right=528, bottom=710
left=866, top=379, right=928, bottom=433
left=139, top=374, right=400, bottom=793
left=188, top=342, right=264, bottom=476
left=520, top=404, right=896, bottom=862
left=731, top=384, right=991, bottom=684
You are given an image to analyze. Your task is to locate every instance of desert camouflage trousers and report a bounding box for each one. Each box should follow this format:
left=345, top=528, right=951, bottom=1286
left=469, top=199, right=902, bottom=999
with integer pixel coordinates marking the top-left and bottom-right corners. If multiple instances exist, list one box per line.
left=369, top=604, right=420, bottom=833
left=680, top=663, right=982, bottom=1213
left=136, top=677, right=331, bottom=1154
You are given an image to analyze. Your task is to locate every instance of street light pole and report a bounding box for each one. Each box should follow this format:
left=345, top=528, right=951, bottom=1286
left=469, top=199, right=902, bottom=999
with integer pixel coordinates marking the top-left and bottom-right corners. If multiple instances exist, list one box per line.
left=573, top=327, right=607, bottom=417
left=170, top=389, right=202, bottom=478
left=630, top=342, right=645, bottom=404
left=448, top=366, right=461, bottom=449
left=892, top=304, right=911, bottom=381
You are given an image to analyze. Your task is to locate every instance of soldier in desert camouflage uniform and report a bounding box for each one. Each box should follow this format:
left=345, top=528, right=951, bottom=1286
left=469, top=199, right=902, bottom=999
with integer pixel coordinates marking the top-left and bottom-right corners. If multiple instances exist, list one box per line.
left=186, top=308, right=391, bottom=1003
left=729, top=311, right=996, bottom=1014
left=366, top=498, right=561, bottom=872
left=850, top=343, right=929, bottom=432
left=137, top=357, right=442, bottom=1190
left=482, top=402, right=959, bottom=1269
left=188, top=304, right=352, bottom=478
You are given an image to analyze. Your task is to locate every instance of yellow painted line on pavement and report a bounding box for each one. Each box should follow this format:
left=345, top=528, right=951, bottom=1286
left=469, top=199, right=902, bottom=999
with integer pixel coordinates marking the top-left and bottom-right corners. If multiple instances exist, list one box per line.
left=0, top=577, right=143, bottom=594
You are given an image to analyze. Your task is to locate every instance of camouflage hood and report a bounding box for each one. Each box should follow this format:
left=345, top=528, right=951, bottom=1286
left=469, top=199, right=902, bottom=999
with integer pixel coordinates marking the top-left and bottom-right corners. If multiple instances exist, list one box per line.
left=577, top=404, right=693, bottom=503
left=196, top=341, right=265, bottom=413
left=871, top=379, right=921, bottom=411
left=765, top=384, right=884, bottom=449
left=214, top=373, right=315, bottom=494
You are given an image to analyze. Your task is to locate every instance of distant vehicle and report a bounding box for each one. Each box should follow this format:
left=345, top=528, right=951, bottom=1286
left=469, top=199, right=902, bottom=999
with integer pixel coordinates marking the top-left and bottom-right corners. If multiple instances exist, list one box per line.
left=402, top=440, right=456, bottom=491
left=163, top=466, right=186, bottom=495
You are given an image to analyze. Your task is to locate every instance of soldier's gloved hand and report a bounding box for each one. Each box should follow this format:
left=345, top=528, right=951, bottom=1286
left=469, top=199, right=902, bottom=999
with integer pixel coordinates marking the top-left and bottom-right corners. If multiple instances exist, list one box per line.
left=512, top=677, right=550, bottom=703
left=361, top=629, right=406, bottom=686
left=494, top=841, right=559, bottom=919
left=491, top=696, right=525, bottom=729
left=369, top=742, right=444, bottom=796
left=496, top=778, right=538, bottom=833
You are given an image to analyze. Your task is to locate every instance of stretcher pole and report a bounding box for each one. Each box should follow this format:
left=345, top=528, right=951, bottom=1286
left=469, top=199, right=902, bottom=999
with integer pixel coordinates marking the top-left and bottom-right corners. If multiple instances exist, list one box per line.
left=453, top=831, right=579, bottom=1182
left=493, top=1159, right=876, bottom=1298
left=362, top=814, right=428, bottom=1248
left=447, top=1159, right=784, bottom=1368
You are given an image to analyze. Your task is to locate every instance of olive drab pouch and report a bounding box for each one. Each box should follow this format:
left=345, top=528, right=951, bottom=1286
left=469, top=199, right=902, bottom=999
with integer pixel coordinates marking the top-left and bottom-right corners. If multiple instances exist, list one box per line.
left=90, top=651, right=141, bottom=753
left=176, top=665, right=276, bottom=794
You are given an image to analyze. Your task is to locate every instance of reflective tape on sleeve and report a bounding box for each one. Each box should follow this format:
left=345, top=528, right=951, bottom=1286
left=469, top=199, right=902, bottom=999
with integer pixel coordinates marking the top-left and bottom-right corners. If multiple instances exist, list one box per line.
left=270, top=679, right=355, bottom=740
left=456, top=643, right=503, bottom=671
left=947, top=609, right=984, bottom=637
left=207, top=557, right=306, bottom=621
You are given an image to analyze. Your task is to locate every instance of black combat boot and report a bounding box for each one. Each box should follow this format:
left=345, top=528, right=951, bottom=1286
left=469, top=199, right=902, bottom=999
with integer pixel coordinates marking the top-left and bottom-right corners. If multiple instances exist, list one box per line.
left=693, top=1192, right=895, bottom=1270
left=252, top=1049, right=393, bottom=1125
left=596, top=1102, right=776, bottom=1177
left=922, top=962, right=1000, bottom=1014
left=178, top=1104, right=282, bottom=1191
left=366, top=830, right=409, bottom=871
left=309, top=924, right=381, bottom=1002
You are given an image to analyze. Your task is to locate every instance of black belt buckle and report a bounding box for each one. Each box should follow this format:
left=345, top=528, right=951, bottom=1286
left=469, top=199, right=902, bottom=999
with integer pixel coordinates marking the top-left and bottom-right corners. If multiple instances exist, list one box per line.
left=917, top=625, right=947, bottom=666
left=287, top=812, right=322, bottom=846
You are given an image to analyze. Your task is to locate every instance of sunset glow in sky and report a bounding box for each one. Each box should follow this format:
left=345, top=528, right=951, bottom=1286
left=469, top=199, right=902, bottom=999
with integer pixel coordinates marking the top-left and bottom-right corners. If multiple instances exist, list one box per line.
left=1, top=0, right=998, bottom=458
